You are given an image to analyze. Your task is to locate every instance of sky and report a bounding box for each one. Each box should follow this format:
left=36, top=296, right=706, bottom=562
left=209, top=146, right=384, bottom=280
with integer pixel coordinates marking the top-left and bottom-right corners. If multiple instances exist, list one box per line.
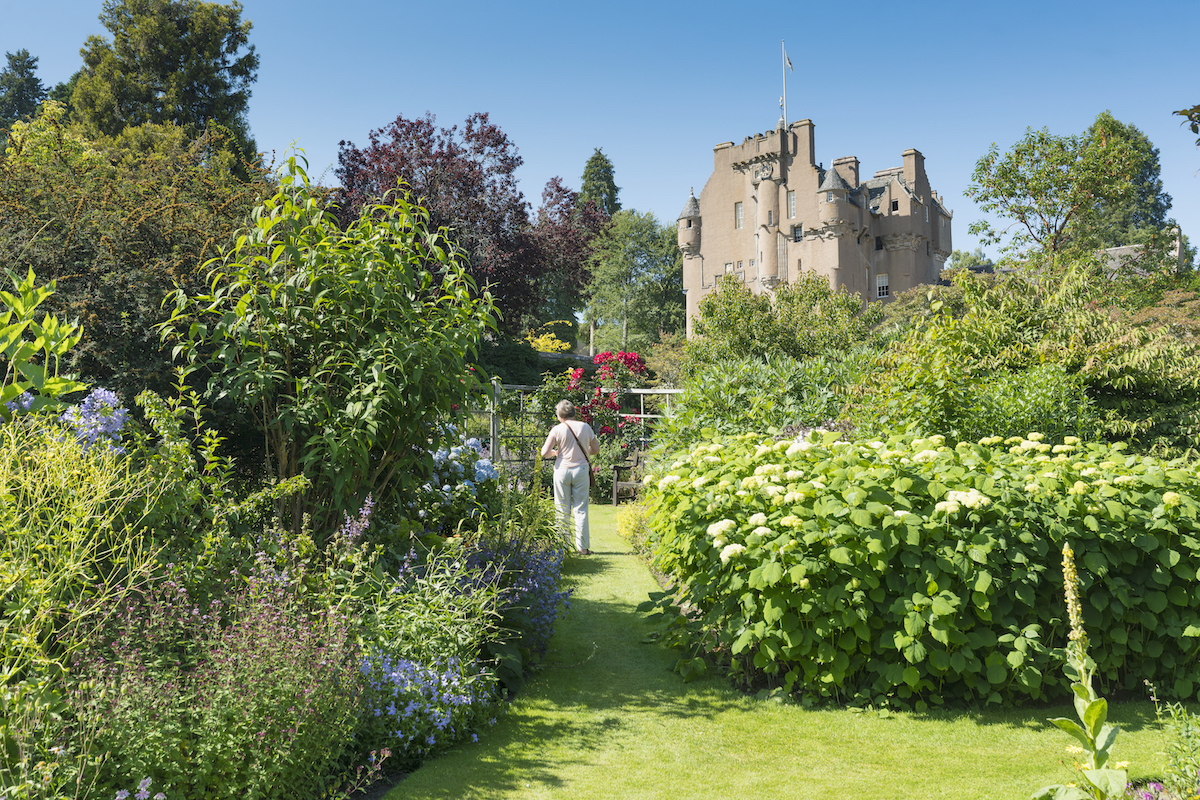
left=6, top=0, right=1200, bottom=258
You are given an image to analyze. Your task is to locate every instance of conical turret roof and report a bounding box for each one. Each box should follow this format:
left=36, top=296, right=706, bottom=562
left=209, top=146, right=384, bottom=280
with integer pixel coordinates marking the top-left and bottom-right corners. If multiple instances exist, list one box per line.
left=678, top=187, right=700, bottom=220
left=818, top=166, right=852, bottom=193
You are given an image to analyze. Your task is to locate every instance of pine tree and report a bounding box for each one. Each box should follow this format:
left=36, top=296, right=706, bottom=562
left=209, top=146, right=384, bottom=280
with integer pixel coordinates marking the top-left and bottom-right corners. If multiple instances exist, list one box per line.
left=579, top=147, right=621, bottom=216
left=0, top=50, right=48, bottom=129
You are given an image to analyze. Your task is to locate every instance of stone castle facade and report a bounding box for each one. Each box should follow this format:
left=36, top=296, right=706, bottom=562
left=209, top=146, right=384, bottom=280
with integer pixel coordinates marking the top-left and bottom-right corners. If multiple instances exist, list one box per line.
left=677, top=117, right=952, bottom=336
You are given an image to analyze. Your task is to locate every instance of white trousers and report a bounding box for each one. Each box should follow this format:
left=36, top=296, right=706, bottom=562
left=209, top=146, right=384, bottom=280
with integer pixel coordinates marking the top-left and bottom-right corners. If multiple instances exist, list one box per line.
left=553, top=464, right=590, bottom=551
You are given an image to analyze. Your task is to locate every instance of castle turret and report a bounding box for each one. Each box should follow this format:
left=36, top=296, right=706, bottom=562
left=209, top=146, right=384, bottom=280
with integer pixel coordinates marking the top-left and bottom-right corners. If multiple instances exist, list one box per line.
left=817, top=164, right=853, bottom=236
left=677, top=187, right=701, bottom=256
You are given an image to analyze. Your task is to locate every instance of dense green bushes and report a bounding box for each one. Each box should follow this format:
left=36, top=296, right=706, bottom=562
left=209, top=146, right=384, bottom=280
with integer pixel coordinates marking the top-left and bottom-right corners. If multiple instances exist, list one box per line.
left=642, top=430, right=1200, bottom=708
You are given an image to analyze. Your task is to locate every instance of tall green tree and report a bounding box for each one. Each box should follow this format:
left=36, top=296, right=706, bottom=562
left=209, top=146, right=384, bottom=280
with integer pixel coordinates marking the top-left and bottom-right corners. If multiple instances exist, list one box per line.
left=966, top=114, right=1143, bottom=255
left=0, top=50, right=47, bottom=130
left=586, top=210, right=683, bottom=352
left=579, top=147, right=621, bottom=216
left=72, top=0, right=259, bottom=163
left=1078, top=111, right=1172, bottom=249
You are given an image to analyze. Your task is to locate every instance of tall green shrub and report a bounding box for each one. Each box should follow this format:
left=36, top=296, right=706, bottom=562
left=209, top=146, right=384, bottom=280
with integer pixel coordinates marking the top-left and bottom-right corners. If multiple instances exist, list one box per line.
left=642, top=431, right=1200, bottom=708
left=161, top=156, right=497, bottom=542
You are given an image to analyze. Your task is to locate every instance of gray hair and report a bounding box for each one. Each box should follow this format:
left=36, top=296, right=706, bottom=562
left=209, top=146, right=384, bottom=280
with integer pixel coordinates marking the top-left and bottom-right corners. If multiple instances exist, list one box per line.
left=555, top=399, right=576, bottom=419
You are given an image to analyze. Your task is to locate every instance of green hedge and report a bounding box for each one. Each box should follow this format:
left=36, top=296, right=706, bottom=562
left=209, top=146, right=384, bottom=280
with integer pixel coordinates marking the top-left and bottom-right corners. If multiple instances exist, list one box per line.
left=642, top=431, right=1200, bottom=708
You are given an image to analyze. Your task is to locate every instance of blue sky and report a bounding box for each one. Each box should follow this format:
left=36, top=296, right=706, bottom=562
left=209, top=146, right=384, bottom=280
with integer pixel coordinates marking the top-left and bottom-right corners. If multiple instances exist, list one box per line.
left=7, top=0, right=1200, bottom=257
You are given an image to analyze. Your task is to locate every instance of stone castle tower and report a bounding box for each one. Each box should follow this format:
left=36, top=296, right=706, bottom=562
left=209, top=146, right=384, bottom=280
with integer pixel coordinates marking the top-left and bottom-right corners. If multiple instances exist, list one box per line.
left=678, top=117, right=952, bottom=337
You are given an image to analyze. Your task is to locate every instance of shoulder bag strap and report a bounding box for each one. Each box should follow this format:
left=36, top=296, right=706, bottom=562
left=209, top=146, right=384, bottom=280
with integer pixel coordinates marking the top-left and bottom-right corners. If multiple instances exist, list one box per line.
left=564, top=421, right=592, bottom=470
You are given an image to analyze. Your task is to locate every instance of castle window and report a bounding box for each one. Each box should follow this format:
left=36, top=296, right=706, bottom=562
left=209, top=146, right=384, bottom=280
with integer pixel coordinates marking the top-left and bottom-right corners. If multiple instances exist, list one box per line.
left=788, top=191, right=795, bottom=219
left=725, top=262, right=734, bottom=273
left=686, top=219, right=692, bottom=228
left=767, top=210, right=773, bottom=227
left=877, top=273, right=890, bottom=298
left=891, top=200, right=899, bottom=212
left=875, top=236, right=883, bottom=251
left=793, top=224, right=802, bottom=242
left=926, top=207, right=929, bottom=223
left=734, top=202, right=743, bottom=229
left=827, top=192, right=834, bottom=203
left=926, top=241, right=930, bottom=255
left=737, top=261, right=743, bottom=270
left=749, top=259, right=756, bottom=270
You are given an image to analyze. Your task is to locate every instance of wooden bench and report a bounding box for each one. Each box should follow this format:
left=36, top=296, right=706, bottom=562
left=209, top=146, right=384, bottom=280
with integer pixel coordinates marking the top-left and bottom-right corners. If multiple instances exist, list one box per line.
left=612, top=449, right=644, bottom=505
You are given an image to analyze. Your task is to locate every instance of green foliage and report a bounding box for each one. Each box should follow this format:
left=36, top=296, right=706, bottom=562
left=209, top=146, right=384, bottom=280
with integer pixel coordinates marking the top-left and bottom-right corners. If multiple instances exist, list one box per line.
left=161, top=156, right=497, bottom=542
left=72, top=0, right=259, bottom=165
left=1078, top=111, right=1172, bottom=251
left=947, top=247, right=993, bottom=270
left=579, top=147, right=620, bottom=216
left=966, top=114, right=1145, bottom=255
left=0, top=50, right=46, bottom=131
left=1032, top=543, right=1127, bottom=800
left=642, top=430, right=1200, bottom=708
left=74, top=566, right=362, bottom=800
left=654, top=353, right=870, bottom=456
left=686, top=273, right=882, bottom=371
left=475, top=335, right=542, bottom=385
left=616, top=500, right=654, bottom=558
left=853, top=266, right=1200, bottom=457
left=0, top=103, right=271, bottom=415
left=1176, top=102, right=1200, bottom=147
left=586, top=210, right=683, bottom=352
left=0, top=269, right=87, bottom=420
left=1149, top=685, right=1200, bottom=798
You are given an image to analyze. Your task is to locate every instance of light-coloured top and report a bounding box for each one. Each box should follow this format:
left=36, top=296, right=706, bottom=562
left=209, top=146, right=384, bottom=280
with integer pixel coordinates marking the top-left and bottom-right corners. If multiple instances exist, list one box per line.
left=541, top=420, right=599, bottom=469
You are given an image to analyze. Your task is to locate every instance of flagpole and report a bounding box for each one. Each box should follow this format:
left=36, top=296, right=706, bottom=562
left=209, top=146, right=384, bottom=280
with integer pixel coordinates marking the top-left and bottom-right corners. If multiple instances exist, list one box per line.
left=782, top=39, right=787, bottom=127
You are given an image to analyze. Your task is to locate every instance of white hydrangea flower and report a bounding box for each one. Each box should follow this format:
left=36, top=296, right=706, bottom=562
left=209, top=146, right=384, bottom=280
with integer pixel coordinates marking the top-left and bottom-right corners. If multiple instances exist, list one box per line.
left=773, top=440, right=791, bottom=452
left=712, top=536, right=726, bottom=549
left=1064, top=436, right=1081, bottom=446
left=784, top=491, right=804, bottom=504
left=787, top=440, right=814, bottom=456
left=736, top=490, right=748, bottom=497
left=1114, top=475, right=1136, bottom=485
left=780, top=515, right=801, bottom=528
left=692, top=475, right=708, bottom=489
left=786, top=470, right=805, bottom=481
left=671, top=460, right=686, bottom=470
left=755, top=445, right=773, bottom=459
left=741, top=476, right=762, bottom=491
left=978, top=436, right=1003, bottom=447
left=868, top=441, right=885, bottom=449
left=1099, top=461, right=1117, bottom=469
left=1164, top=491, right=1183, bottom=508
left=719, top=543, right=746, bottom=564
left=927, top=435, right=946, bottom=447
left=809, top=479, right=826, bottom=490
left=1068, top=481, right=1088, bottom=496
left=1024, top=483, right=1041, bottom=493
left=748, top=512, right=768, bottom=526
left=703, top=455, right=723, bottom=464
left=763, top=484, right=785, bottom=497
left=913, top=449, right=940, bottom=463
left=1052, top=444, right=1074, bottom=454
left=752, top=526, right=773, bottom=537
left=934, top=500, right=961, bottom=514
left=1080, top=467, right=1099, bottom=477
left=707, top=519, right=737, bottom=537
left=643, top=473, right=656, bottom=485
left=658, top=474, right=681, bottom=490
left=945, top=488, right=991, bottom=509
left=1026, top=432, right=1045, bottom=442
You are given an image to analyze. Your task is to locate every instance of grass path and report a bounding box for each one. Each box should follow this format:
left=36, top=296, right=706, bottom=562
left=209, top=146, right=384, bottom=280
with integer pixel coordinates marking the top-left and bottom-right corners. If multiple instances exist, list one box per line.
left=388, top=505, right=1168, bottom=799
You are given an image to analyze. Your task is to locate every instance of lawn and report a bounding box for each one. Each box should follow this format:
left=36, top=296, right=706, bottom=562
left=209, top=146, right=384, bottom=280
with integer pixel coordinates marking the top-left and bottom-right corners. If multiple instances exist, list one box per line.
left=389, top=505, right=1169, bottom=799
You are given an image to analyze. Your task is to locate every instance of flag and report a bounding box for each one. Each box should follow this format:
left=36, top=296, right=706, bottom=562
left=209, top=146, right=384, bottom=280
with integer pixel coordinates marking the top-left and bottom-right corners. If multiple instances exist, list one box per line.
left=785, top=50, right=793, bottom=71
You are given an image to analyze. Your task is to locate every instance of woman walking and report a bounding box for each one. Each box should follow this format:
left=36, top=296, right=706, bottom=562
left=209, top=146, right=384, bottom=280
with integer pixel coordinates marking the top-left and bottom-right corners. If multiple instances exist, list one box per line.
left=540, top=400, right=600, bottom=555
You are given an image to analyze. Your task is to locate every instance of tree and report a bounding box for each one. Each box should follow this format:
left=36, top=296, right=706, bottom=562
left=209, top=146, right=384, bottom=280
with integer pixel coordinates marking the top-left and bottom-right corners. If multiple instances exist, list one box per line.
left=336, top=111, right=541, bottom=330
left=966, top=115, right=1143, bottom=255
left=72, top=0, right=259, bottom=163
left=586, top=210, right=683, bottom=352
left=1176, top=102, right=1200, bottom=146
left=526, top=175, right=609, bottom=333
left=1078, top=111, right=1171, bottom=249
left=162, top=158, right=497, bottom=541
left=579, top=147, right=620, bottom=216
left=947, top=247, right=993, bottom=270
left=0, top=50, right=47, bottom=129
left=0, top=101, right=271, bottom=409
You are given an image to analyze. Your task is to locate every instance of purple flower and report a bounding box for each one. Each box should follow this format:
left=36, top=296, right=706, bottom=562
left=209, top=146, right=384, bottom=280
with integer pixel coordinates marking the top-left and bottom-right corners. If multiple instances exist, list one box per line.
left=5, top=391, right=35, bottom=414
left=60, top=388, right=128, bottom=453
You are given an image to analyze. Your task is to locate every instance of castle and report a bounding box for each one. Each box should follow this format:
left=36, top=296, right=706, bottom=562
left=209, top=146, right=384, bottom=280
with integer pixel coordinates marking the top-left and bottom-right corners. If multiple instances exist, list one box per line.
left=677, top=117, right=952, bottom=336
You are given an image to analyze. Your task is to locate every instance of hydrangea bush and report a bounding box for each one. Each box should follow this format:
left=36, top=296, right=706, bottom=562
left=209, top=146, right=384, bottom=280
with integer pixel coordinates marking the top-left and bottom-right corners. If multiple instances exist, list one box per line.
left=641, top=430, right=1200, bottom=708
left=411, top=435, right=501, bottom=537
